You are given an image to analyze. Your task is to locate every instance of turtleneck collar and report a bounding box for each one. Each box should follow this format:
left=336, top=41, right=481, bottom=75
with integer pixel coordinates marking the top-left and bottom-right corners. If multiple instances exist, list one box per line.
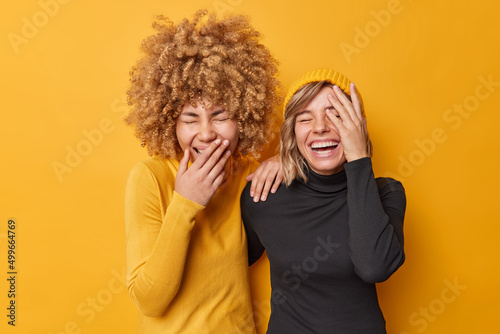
left=289, top=164, right=347, bottom=197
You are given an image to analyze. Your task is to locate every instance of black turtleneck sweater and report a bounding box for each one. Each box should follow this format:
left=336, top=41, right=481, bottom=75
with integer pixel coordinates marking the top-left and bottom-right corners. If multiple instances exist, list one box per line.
left=241, top=158, right=406, bottom=334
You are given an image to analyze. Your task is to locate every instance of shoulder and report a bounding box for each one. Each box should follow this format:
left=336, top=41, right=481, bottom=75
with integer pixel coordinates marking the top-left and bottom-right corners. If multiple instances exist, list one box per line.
left=236, top=156, right=260, bottom=176
left=127, top=156, right=179, bottom=189
left=375, top=177, right=406, bottom=216
left=376, top=177, right=405, bottom=195
left=239, top=157, right=254, bottom=205
left=137, top=156, right=179, bottom=174
left=230, top=156, right=259, bottom=190
left=241, top=180, right=253, bottom=204
left=241, top=177, right=290, bottom=217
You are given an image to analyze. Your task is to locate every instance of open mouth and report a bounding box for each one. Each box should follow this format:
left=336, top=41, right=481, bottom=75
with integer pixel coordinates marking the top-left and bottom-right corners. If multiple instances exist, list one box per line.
left=310, top=141, right=339, bottom=156
left=194, top=148, right=204, bottom=155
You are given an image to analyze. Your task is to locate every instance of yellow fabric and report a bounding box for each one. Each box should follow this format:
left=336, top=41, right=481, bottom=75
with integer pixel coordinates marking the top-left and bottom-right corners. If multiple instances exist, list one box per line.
left=283, top=68, right=353, bottom=109
left=125, top=156, right=258, bottom=333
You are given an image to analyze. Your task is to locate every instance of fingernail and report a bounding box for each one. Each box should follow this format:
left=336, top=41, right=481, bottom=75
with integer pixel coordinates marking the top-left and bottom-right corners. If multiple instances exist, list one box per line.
left=261, top=195, right=266, bottom=201
left=223, top=139, right=229, bottom=146
left=215, top=139, right=221, bottom=144
left=328, top=94, right=334, bottom=99
left=334, top=85, right=340, bottom=90
left=250, top=191, right=254, bottom=197
left=271, top=188, right=276, bottom=193
left=225, top=150, right=231, bottom=156
left=253, top=196, right=259, bottom=202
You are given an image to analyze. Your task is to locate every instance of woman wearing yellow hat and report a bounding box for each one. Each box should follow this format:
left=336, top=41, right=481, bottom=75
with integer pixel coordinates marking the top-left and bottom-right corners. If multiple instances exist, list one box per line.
left=241, top=68, right=406, bottom=333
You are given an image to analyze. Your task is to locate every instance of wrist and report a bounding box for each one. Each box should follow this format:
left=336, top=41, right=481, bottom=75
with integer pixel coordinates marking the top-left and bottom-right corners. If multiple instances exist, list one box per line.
left=346, top=153, right=369, bottom=162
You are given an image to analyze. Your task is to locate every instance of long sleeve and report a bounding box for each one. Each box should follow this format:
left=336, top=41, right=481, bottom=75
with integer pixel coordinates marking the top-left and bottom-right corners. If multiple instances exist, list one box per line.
left=344, top=157, right=406, bottom=283
left=124, top=161, right=204, bottom=317
left=241, top=188, right=265, bottom=266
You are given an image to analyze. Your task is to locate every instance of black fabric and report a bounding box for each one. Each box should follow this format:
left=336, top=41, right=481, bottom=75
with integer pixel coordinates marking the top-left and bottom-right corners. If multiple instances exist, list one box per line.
left=241, top=157, right=406, bottom=334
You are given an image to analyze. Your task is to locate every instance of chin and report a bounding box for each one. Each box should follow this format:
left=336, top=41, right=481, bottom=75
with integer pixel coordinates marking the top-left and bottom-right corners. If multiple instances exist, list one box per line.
left=309, top=159, right=346, bottom=176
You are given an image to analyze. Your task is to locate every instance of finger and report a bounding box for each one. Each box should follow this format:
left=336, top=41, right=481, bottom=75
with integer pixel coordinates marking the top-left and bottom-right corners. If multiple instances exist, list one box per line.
left=259, top=165, right=284, bottom=201
left=327, top=87, right=349, bottom=120
left=326, top=93, right=346, bottom=131
left=248, top=166, right=263, bottom=197
left=199, top=139, right=230, bottom=173
left=190, top=138, right=222, bottom=170
left=207, top=148, right=232, bottom=181
left=210, top=169, right=226, bottom=193
left=177, top=149, right=190, bottom=175
left=252, top=168, right=267, bottom=202
left=349, top=83, right=364, bottom=121
left=264, top=158, right=283, bottom=196
left=271, top=169, right=283, bottom=194
left=245, top=172, right=255, bottom=182
left=332, top=85, right=357, bottom=125
left=260, top=168, right=282, bottom=201
left=211, top=150, right=231, bottom=186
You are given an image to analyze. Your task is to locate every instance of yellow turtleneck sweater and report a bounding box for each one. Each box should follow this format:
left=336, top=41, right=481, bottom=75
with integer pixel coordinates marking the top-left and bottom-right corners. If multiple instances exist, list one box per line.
left=125, top=156, right=258, bottom=333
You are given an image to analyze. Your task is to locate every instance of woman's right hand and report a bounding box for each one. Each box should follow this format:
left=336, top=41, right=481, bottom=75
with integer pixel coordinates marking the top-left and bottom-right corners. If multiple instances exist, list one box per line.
left=175, top=139, right=232, bottom=206
left=326, top=83, right=369, bottom=162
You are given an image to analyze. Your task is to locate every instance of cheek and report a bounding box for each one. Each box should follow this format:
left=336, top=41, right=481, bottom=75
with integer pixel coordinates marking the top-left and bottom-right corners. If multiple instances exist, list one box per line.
left=294, top=127, right=308, bottom=155
left=175, top=124, right=192, bottom=150
left=219, top=121, right=239, bottom=148
left=228, top=121, right=239, bottom=139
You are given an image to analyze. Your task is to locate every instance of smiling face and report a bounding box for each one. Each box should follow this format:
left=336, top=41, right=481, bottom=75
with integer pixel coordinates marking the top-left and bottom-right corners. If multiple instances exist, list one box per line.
left=294, top=85, right=346, bottom=175
left=176, top=100, right=239, bottom=162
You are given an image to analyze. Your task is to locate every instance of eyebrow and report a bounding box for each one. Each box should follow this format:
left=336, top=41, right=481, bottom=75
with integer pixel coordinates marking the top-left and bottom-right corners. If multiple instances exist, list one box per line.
left=180, top=109, right=227, bottom=118
left=210, top=109, right=227, bottom=117
left=296, top=110, right=311, bottom=117
left=180, top=111, right=199, bottom=117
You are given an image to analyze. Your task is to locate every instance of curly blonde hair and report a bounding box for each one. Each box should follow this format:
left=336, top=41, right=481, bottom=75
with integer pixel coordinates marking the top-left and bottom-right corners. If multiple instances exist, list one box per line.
left=125, top=10, right=281, bottom=159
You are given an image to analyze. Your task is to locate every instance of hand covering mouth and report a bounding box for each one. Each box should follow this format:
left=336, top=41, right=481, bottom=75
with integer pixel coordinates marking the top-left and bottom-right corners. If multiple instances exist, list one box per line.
left=194, top=147, right=206, bottom=155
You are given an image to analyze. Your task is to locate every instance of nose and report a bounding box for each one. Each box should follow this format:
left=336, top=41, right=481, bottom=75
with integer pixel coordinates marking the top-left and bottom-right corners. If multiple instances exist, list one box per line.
left=197, top=122, right=218, bottom=142
left=313, top=115, right=330, bottom=134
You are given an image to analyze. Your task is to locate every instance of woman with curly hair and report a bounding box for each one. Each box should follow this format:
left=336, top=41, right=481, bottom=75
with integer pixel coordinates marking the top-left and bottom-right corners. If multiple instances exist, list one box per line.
left=241, top=69, right=406, bottom=333
left=124, top=10, right=281, bottom=333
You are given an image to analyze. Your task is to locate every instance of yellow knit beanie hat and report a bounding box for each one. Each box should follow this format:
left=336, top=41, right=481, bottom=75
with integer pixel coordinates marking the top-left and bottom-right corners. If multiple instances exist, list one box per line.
left=283, top=68, right=362, bottom=114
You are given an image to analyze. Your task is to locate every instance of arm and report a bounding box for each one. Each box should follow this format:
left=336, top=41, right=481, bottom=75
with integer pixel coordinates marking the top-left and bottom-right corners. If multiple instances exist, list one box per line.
left=327, top=83, right=405, bottom=282
left=240, top=184, right=266, bottom=265
left=125, top=139, right=231, bottom=316
left=345, top=158, right=406, bottom=283
left=125, top=162, right=204, bottom=317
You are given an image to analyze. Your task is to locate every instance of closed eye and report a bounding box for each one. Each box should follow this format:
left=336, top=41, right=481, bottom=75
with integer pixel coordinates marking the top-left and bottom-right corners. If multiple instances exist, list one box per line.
left=213, top=117, right=229, bottom=123
left=296, top=110, right=313, bottom=123
left=326, top=106, right=340, bottom=118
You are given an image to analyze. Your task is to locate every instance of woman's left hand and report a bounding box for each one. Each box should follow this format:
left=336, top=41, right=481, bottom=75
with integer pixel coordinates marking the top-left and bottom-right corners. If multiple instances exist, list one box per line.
left=326, top=83, right=369, bottom=162
left=245, top=155, right=283, bottom=202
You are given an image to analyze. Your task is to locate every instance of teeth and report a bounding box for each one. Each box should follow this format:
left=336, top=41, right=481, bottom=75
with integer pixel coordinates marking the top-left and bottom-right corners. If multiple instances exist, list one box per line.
left=310, top=141, right=339, bottom=149
left=315, top=149, right=334, bottom=156
left=195, top=148, right=204, bottom=155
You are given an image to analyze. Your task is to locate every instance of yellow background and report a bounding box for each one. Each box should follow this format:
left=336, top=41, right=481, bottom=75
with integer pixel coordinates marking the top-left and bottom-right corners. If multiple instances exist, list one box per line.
left=1, top=0, right=499, bottom=333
